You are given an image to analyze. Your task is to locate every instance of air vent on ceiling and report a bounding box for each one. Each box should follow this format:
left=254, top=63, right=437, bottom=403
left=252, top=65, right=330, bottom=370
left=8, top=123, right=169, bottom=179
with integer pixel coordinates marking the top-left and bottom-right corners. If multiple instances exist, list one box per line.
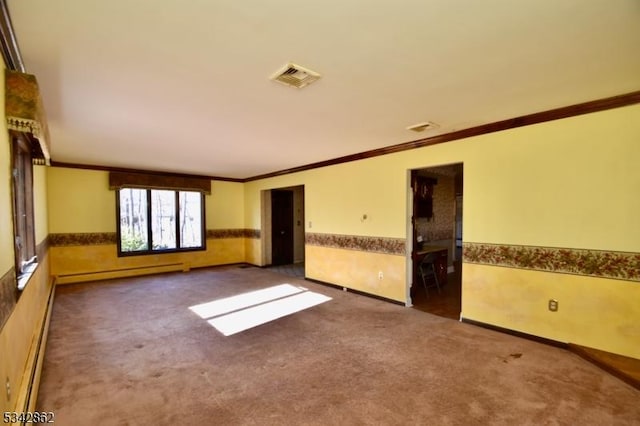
left=270, top=63, right=321, bottom=89
left=406, top=121, right=439, bottom=132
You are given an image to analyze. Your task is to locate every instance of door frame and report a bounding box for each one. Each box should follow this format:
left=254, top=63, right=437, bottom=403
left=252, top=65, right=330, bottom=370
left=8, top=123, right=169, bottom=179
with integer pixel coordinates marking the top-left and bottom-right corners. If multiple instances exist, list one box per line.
left=405, top=169, right=415, bottom=306
left=260, top=185, right=305, bottom=267
left=271, top=189, right=294, bottom=265
left=406, top=163, right=464, bottom=313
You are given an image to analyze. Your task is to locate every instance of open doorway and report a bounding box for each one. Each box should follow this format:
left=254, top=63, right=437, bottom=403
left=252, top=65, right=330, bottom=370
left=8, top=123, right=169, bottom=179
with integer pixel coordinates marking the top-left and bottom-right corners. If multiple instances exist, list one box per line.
left=262, top=185, right=305, bottom=277
left=271, top=189, right=294, bottom=265
left=408, top=163, right=463, bottom=320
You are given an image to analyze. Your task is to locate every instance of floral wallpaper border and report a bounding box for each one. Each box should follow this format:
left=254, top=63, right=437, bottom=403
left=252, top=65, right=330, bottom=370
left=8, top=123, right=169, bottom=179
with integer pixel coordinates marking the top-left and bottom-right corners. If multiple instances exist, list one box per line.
left=37, top=235, right=50, bottom=259
left=306, top=232, right=405, bottom=256
left=50, top=233, right=117, bottom=246
left=0, top=268, right=17, bottom=331
left=206, top=229, right=261, bottom=239
left=463, top=242, right=640, bottom=282
left=50, top=229, right=261, bottom=247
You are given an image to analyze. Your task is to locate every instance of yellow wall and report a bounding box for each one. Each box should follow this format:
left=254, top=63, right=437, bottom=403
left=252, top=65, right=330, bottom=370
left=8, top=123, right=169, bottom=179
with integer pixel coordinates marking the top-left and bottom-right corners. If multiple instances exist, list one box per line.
left=306, top=246, right=406, bottom=301
left=50, top=238, right=245, bottom=283
left=245, top=237, right=261, bottom=265
left=0, top=69, right=13, bottom=273
left=46, top=167, right=247, bottom=280
left=1, top=66, right=53, bottom=414
left=47, top=168, right=247, bottom=233
left=244, top=104, right=640, bottom=358
left=461, top=109, right=640, bottom=250
left=208, top=180, right=245, bottom=228
left=0, top=255, right=51, bottom=414
left=463, top=264, right=640, bottom=357
left=47, top=168, right=114, bottom=233
left=245, top=158, right=407, bottom=238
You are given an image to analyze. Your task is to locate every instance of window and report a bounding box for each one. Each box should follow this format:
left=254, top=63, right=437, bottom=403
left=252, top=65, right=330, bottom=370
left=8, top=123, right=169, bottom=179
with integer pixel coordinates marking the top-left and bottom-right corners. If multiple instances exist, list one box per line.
left=117, top=187, right=205, bottom=255
left=11, top=133, right=37, bottom=289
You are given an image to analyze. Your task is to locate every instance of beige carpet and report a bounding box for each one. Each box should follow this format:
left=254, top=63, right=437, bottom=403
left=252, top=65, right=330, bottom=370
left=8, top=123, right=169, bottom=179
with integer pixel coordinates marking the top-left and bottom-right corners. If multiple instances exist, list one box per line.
left=37, top=266, right=640, bottom=425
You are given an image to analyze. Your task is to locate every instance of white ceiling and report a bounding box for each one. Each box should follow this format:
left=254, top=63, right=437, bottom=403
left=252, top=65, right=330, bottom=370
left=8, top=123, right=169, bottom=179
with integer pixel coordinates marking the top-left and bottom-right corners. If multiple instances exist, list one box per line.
left=8, top=1, right=640, bottom=179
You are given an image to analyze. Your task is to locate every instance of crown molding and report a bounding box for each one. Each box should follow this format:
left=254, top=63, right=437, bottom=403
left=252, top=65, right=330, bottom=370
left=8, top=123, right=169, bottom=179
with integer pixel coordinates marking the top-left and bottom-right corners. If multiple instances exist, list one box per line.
left=244, top=90, right=640, bottom=182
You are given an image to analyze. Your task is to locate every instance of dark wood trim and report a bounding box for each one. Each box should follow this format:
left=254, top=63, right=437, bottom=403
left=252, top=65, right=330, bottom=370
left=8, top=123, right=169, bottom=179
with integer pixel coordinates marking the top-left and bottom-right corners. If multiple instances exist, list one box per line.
left=304, top=277, right=405, bottom=306
left=0, top=0, right=25, bottom=71
left=460, top=317, right=568, bottom=349
left=245, top=91, right=640, bottom=182
left=115, top=188, right=207, bottom=257
left=109, top=171, right=212, bottom=194
left=50, top=161, right=243, bottom=183
left=568, top=344, right=640, bottom=391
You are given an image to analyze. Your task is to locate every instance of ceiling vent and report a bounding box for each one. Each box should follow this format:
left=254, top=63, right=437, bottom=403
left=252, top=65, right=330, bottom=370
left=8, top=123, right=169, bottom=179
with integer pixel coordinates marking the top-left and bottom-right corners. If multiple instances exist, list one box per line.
left=406, top=121, right=439, bottom=132
left=270, top=63, right=321, bottom=89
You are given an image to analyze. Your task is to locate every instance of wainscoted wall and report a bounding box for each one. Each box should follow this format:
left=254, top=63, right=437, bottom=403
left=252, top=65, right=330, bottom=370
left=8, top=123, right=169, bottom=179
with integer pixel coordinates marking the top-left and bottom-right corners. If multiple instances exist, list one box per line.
left=0, top=241, right=52, bottom=415
left=305, top=233, right=406, bottom=302
left=49, top=229, right=259, bottom=284
left=244, top=229, right=262, bottom=266
left=0, top=237, right=50, bottom=332
left=462, top=243, right=640, bottom=358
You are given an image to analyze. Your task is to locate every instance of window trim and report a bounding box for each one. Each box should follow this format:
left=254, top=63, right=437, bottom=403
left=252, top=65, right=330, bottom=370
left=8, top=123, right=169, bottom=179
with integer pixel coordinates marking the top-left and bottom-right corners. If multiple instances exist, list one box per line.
left=10, top=132, right=38, bottom=290
left=116, top=187, right=206, bottom=257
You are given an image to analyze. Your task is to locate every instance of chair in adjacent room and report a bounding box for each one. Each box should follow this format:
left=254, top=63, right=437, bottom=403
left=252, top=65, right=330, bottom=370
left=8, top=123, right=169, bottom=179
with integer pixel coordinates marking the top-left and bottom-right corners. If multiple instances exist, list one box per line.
left=419, top=252, right=441, bottom=296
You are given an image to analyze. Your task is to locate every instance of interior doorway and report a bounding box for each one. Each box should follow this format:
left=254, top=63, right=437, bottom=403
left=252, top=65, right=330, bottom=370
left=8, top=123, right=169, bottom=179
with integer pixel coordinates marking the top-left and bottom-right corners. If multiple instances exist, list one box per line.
left=262, top=186, right=306, bottom=272
left=408, top=163, right=463, bottom=320
left=271, top=189, right=294, bottom=265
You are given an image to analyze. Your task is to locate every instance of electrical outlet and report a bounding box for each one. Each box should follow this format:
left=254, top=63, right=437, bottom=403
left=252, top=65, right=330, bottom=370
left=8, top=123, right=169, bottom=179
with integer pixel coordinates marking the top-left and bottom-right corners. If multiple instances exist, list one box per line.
left=378, top=271, right=383, bottom=280
left=548, top=299, right=558, bottom=312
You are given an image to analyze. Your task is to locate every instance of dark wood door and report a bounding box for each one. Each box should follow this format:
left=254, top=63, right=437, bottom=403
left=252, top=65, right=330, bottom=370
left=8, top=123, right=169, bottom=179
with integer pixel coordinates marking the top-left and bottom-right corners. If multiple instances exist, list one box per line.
left=271, top=190, right=294, bottom=265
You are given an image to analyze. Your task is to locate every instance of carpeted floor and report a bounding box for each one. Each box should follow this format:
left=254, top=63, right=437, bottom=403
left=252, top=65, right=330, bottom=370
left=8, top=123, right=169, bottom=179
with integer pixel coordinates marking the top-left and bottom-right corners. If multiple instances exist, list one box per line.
left=37, top=266, right=640, bottom=425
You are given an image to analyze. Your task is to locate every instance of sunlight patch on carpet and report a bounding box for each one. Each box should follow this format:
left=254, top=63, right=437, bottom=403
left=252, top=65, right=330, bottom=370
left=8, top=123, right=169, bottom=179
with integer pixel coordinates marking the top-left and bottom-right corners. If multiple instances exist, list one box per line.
left=189, top=284, right=332, bottom=336
left=189, top=284, right=304, bottom=319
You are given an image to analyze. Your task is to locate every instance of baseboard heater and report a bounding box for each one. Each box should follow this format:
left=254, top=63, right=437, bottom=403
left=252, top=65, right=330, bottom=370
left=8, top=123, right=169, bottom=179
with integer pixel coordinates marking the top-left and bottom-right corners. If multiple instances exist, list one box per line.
left=15, top=278, right=56, bottom=420
left=55, top=262, right=188, bottom=284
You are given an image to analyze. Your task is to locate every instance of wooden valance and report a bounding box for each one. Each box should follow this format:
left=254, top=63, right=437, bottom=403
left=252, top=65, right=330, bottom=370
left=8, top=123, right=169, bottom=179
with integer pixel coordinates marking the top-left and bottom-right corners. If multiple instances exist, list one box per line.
left=5, top=70, right=51, bottom=165
left=108, top=171, right=211, bottom=194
